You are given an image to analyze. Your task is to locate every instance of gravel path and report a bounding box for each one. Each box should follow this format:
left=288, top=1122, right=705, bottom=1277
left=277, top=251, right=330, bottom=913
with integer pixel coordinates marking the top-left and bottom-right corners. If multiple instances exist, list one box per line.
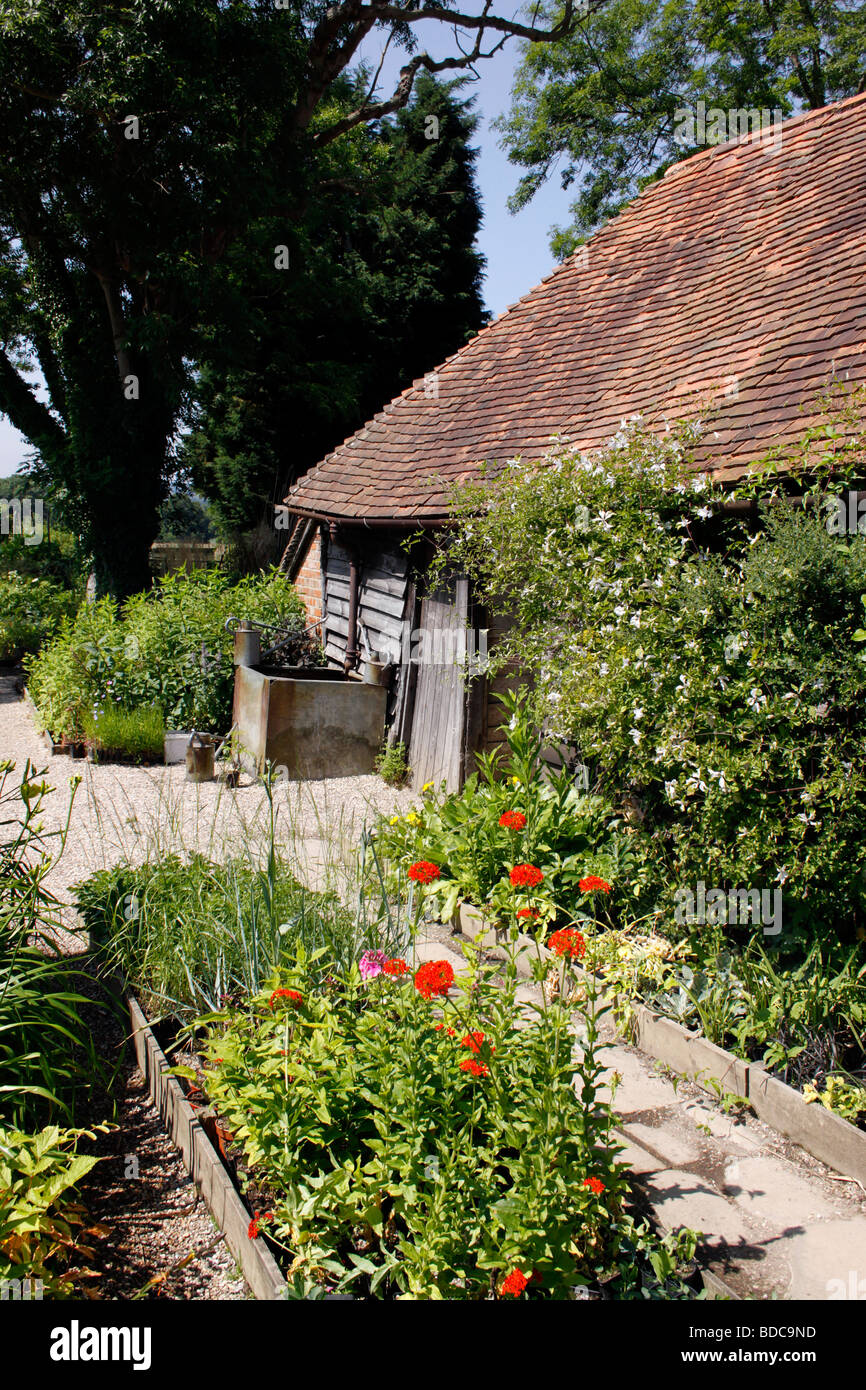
left=1, top=670, right=417, bottom=938
left=1, top=668, right=416, bottom=1300
left=74, top=982, right=248, bottom=1301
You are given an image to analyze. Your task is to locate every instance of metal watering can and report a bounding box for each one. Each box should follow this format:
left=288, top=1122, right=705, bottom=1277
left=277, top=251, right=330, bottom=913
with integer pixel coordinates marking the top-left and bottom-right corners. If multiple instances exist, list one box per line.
left=185, top=731, right=215, bottom=783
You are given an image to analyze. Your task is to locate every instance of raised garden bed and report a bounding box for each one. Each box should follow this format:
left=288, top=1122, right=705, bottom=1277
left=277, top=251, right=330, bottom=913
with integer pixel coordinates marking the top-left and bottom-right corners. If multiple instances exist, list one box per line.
left=456, top=903, right=866, bottom=1186
left=127, top=994, right=289, bottom=1301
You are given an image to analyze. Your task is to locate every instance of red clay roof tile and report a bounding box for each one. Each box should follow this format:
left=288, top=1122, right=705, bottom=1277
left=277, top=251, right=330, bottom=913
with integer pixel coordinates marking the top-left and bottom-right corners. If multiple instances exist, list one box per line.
left=287, top=93, right=866, bottom=522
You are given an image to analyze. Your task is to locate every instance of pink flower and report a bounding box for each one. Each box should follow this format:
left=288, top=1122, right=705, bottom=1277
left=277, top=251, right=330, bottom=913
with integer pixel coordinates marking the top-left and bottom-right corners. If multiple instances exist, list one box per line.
left=359, top=949, right=386, bottom=981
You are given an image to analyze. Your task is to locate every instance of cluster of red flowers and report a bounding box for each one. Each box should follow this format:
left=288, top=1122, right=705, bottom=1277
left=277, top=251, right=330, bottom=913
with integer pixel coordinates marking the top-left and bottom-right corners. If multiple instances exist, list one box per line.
left=414, top=959, right=455, bottom=1000
left=383, top=957, right=409, bottom=976
left=434, top=1023, right=456, bottom=1036
left=579, top=875, right=611, bottom=894
left=516, top=907, right=540, bottom=922
left=547, top=927, right=587, bottom=960
left=459, top=1056, right=489, bottom=1078
left=499, top=810, right=527, bottom=830
left=582, top=1176, right=605, bottom=1196
left=247, top=1211, right=272, bottom=1240
left=457, top=1030, right=494, bottom=1077
left=501, top=1269, right=529, bottom=1297
left=408, top=860, right=441, bottom=885
left=510, top=863, right=544, bottom=888
left=268, top=988, right=303, bottom=1009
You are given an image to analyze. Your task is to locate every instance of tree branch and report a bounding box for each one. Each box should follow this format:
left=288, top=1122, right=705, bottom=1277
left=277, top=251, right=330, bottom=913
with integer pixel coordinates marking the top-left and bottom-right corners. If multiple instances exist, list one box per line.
left=297, top=0, right=578, bottom=142
left=93, top=271, right=133, bottom=382
left=374, top=0, right=575, bottom=42
left=0, top=346, right=67, bottom=458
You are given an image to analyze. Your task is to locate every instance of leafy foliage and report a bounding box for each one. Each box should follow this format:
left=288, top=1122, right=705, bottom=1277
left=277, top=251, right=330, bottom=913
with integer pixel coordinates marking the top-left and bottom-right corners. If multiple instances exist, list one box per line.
left=499, top=0, right=866, bottom=252
left=199, top=941, right=698, bottom=1299
left=0, top=1123, right=104, bottom=1298
left=440, top=417, right=866, bottom=940
left=377, top=691, right=638, bottom=926
left=803, top=1074, right=866, bottom=1124
left=0, top=574, right=77, bottom=661
left=26, top=566, right=306, bottom=739
left=0, top=3, right=513, bottom=595
left=0, top=760, right=100, bottom=1128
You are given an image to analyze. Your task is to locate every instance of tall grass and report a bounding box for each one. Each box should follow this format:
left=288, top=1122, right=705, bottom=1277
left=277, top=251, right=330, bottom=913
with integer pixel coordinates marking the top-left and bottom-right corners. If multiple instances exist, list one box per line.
left=0, top=760, right=102, bottom=1126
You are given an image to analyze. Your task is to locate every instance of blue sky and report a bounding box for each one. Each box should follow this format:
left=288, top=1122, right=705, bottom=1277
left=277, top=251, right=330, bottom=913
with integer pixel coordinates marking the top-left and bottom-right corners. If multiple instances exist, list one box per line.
left=0, top=28, right=574, bottom=476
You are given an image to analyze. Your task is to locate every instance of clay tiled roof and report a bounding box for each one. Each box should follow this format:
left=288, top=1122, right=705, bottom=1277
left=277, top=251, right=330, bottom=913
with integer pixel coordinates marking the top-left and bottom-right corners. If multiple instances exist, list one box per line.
left=286, top=93, right=866, bottom=523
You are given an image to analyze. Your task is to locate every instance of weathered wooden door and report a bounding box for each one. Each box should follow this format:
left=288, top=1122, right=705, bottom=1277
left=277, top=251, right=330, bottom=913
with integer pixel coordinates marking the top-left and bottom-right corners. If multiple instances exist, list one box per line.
left=408, top=578, right=469, bottom=791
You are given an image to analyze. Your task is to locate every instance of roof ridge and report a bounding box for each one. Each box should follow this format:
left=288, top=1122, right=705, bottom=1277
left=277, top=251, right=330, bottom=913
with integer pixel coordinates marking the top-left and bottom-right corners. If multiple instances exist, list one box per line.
left=661, top=89, right=866, bottom=184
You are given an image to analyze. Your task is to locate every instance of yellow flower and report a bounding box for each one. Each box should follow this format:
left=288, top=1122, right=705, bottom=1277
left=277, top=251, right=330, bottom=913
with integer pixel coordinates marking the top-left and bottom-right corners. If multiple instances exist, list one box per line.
left=422, top=781, right=434, bottom=792
left=511, top=776, right=521, bottom=787
left=406, top=811, right=421, bottom=826
left=389, top=816, right=400, bottom=825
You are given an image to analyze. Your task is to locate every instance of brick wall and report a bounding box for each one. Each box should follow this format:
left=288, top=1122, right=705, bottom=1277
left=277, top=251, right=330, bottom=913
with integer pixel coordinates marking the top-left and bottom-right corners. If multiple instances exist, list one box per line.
left=294, top=528, right=323, bottom=625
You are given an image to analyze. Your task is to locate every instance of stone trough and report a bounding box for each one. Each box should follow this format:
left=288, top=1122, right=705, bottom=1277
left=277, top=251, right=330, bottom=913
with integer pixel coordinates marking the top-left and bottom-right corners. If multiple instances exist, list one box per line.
left=232, top=661, right=387, bottom=779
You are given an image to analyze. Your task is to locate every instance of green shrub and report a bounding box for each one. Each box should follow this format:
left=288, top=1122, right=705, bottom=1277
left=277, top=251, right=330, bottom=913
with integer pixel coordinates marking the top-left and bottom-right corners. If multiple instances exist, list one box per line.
left=374, top=741, right=410, bottom=787
left=199, top=941, right=697, bottom=1299
left=26, top=565, right=308, bottom=739
left=440, top=416, right=866, bottom=941
left=0, top=524, right=84, bottom=588
left=0, top=1124, right=103, bottom=1298
left=81, top=704, right=165, bottom=763
left=0, top=574, right=78, bottom=662
left=376, top=690, right=638, bottom=927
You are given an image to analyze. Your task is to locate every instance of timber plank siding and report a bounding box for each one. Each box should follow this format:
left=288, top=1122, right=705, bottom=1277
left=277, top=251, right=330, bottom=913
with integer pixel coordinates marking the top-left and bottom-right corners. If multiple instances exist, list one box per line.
left=408, top=578, right=470, bottom=792
left=323, top=540, right=410, bottom=669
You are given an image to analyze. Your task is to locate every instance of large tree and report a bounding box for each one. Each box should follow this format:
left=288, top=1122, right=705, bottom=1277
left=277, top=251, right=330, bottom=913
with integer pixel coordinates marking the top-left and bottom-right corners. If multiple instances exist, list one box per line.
left=0, top=0, right=577, bottom=598
left=183, top=71, right=487, bottom=539
left=498, top=0, right=866, bottom=255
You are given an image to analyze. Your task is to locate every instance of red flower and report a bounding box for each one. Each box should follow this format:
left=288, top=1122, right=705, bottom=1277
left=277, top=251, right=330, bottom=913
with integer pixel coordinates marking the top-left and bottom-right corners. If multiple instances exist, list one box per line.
left=459, top=1056, right=489, bottom=1078
left=510, top=863, right=544, bottom=888
left=414, top=959, right=455, bottom=1000
left=582, top=1176, right=605, bottom=1196
left=579, top=875, right=611, bottom=894
left=499, top=810, right=527, bottom=830
left=383, top=957, right=409, bottom=976
left=247, top=1211, right=271, bottom=1240
left=408, top=861, right=441, bottom=885
left=434, top=1022, right=456, bottom=1036
left=269, top=988, right=303, bottom=1009
left=501, top=1269, right=529, bottom=1297
left=548, top=928, right=586, bottom=960
left=516, top=907, right=540, bottom=921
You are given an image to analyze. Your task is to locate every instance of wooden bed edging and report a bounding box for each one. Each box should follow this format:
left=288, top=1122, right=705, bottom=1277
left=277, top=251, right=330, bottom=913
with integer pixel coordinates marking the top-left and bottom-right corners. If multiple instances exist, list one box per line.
left=127, top=994, right=289, bottom=1301
left=457, top=904, right=866, bottom=1186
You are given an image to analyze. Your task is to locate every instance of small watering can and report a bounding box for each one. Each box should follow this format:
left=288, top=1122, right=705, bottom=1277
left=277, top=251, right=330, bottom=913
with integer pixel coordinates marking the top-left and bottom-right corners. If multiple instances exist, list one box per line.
left=185, top=731, right=215, bottom=783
